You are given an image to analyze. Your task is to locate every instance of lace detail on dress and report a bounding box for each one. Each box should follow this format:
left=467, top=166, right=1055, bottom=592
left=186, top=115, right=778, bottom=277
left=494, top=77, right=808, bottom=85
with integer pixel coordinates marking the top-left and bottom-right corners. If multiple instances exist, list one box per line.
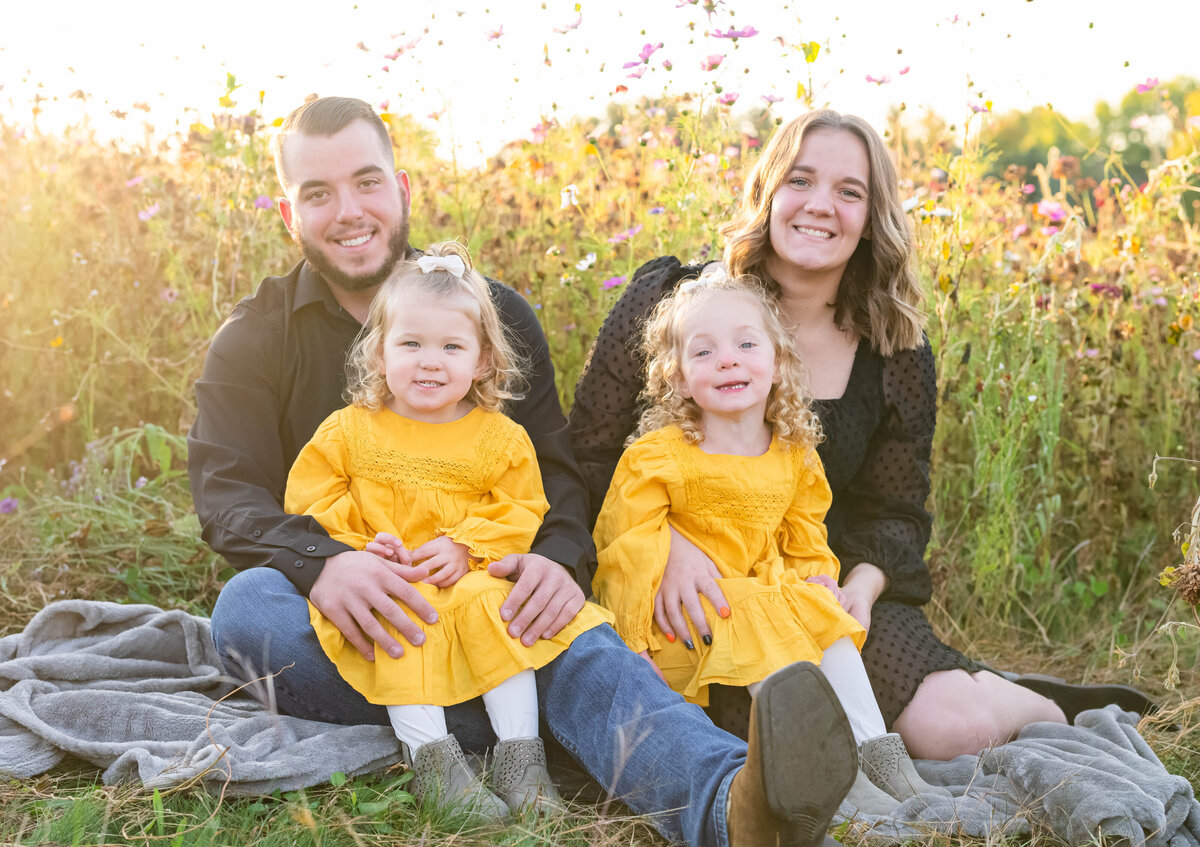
left=344, top=409, right=514, bottom=492
left=671, top=437, right=793, bottom=527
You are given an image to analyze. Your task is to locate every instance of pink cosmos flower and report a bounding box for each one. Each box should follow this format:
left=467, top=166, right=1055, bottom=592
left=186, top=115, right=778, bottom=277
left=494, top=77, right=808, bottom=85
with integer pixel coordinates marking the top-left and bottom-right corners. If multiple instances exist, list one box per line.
left=1130, top=114, right=1151, bottom=130
left=1036, top=199, right=1066, bottom=222
left=710, top=25, right=758, bottom=39
left=899, top=66, right=910, bottom=75
left=1011, top=223, right=1029, bottom=238
left=553, top=15, right=583, bottom=34
left=602, top=276, right=627, bottom=290
left=1022, top=184, right=1036, bottom=195
left=254, top=195, right=273, bottom=210
left=1040, top=225, right=1060, bottom=237
left=1193, top=349, right=1200, bottom=362
left=1136, top=77, right=1159, bottom=94
left=760, top=94, right=783, bottom=104
left=138, top=203, right=160, bottom=221
left=627, top=67, right=647, bottom=79
left=608, top=224, right=643, bottom=244
left=125, top=175, right=144, bottom=188
left=718, top=92, right=739, bottom=105
left=486, top=26, right=504, bottom=41
left=701, top=54, right=724, bottom=71
left=0, top=497, right=17, bottom=515
left=866, top=74, right=891, bottom=85
left=378, top=100, right=390, bottom=111
left=662, top=59, right=673, bottom=70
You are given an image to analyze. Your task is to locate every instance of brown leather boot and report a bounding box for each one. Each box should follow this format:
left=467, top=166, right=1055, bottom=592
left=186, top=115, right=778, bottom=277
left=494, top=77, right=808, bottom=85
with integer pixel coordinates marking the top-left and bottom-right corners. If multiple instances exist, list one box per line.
left=727, top=662, right=857, bottom=847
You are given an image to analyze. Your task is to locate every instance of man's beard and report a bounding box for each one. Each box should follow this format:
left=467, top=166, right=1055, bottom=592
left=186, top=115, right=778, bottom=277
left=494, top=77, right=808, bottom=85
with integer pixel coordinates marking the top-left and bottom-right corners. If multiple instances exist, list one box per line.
left=299, top=220, right=410, bottom=293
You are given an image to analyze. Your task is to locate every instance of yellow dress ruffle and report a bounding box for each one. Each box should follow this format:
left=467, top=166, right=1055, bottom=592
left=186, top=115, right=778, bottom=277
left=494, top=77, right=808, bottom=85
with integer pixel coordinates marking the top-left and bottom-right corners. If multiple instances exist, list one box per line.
left=285, top=405, right=612, bottom=706
left=593, top=425, right=865, bottom=705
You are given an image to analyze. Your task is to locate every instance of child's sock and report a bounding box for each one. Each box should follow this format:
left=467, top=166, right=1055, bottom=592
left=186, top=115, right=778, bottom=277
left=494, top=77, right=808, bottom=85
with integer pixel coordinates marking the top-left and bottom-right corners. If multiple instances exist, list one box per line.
left=818, top=637, right=888, bottom=744
left=387, top=703, right=449, bottom=751
left=480, top=668, right=539, bottom=741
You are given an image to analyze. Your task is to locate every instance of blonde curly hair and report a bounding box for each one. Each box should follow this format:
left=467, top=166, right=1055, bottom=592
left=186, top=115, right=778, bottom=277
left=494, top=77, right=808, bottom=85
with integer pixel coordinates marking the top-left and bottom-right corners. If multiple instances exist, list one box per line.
left=635, top=266, right=822, bottom=451
left=345, top=241, right=524, bottom=413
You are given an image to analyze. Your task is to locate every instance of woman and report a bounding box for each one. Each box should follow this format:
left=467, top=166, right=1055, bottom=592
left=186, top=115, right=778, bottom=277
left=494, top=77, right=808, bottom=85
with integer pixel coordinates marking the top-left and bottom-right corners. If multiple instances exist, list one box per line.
left=570, top=110, right=1145, bottom=759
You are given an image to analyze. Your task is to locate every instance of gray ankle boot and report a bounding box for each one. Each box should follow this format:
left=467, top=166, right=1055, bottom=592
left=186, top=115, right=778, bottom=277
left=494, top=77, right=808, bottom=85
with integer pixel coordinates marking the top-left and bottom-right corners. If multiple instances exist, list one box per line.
left=842, top=766, right=903, bottom=817
left=860, top=733, right=952, bottom=801
left=489, top=737, right=564, bottom=815
left=406, top=735, right=509, bottom=822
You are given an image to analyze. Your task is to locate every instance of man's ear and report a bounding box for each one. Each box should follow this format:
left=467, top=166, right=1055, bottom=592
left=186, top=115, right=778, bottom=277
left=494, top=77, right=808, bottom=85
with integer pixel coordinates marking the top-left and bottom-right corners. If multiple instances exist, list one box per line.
left=278, top=197, right=294, bottom=233
left=396, top=170, right=412, bottom=215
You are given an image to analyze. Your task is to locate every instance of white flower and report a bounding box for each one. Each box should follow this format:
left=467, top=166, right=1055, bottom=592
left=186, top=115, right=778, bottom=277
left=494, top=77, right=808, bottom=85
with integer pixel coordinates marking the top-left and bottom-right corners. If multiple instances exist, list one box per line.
left=575, top=252, right=597, bottom=271
left=560, top=184, right=580, bottom=209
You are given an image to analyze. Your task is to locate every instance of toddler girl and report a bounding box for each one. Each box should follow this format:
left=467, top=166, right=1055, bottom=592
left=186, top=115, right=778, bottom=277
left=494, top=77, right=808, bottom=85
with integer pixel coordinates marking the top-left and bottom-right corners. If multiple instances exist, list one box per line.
left=286, top=241, right=611, bottom=820
left=592, top=267, right=947, bottom=814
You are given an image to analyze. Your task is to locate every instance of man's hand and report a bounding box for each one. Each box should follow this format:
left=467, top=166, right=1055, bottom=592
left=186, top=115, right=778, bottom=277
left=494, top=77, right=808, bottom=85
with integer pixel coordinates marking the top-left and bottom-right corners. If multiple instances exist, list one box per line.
left=653, top=526, right=728, bottom=649
left=488, top=553, right=585, bottom=647
left=412, top=535, right=474, bottom=588
left=839, top=562, right=888, bottom=632
left=309, top=549, right=436, bottom=662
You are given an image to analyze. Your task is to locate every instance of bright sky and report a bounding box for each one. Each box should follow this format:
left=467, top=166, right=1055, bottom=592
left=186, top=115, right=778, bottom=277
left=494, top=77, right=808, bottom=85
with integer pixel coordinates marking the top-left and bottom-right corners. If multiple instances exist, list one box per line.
left=3, top=0, right=1196, bottom=164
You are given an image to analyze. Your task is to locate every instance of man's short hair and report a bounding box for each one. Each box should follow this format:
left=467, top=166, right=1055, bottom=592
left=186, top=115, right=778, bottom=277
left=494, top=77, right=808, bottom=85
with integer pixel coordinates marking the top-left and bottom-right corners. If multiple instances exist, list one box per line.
left=272, top=96, right=394, bottom=189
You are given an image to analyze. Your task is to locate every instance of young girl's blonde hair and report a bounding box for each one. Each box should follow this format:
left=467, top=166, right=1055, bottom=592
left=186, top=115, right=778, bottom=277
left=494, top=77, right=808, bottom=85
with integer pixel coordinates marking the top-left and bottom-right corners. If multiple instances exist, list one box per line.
left=345, top=241, right=524, bottom=413
left=635, top=266, right=822, bottom=451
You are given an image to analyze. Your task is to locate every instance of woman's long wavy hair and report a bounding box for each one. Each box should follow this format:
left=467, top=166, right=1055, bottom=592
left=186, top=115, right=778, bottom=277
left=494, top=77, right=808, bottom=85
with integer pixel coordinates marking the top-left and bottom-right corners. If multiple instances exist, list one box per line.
left=634, top=267, right=822, bottom=451
left=721, top=110, right=925, bottom=356
left=345, top=241, right=524, bottom=413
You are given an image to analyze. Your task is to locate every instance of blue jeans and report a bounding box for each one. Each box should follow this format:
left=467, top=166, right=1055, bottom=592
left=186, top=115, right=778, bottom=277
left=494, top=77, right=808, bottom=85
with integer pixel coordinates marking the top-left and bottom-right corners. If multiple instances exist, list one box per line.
left=212, top=568, right=743, bottom=846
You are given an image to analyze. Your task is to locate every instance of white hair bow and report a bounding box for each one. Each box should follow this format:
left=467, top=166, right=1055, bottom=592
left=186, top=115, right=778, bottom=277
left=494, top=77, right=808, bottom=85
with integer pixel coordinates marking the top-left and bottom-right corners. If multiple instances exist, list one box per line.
left=416, top=255, right=467, bottom=278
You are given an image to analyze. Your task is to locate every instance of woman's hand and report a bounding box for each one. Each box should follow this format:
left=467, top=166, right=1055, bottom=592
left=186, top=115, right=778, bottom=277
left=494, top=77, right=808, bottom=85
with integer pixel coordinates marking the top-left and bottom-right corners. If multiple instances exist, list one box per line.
left=412, top=536, right=476, bottom=587
left=805, top=574, right=847, bottom=608
left=653, top=526, right=728, bottom=649
left=839, top=562, right=888, bottom=632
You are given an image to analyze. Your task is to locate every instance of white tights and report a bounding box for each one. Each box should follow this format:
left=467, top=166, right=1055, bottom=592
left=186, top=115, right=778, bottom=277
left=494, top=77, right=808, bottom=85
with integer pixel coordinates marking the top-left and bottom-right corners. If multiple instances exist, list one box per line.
left=386, top=668, right=539, bottom=752
left=748, top=638, right=886, bottom=744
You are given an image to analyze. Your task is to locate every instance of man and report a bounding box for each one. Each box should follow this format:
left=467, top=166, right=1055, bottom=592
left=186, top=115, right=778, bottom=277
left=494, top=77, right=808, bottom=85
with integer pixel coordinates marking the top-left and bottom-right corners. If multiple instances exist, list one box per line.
left=188, top=95, right=854, bottom=846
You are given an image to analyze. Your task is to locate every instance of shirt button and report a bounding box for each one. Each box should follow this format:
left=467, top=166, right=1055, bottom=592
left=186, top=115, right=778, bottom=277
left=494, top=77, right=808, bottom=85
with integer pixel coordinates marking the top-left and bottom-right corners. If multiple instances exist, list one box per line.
left=252, top=529, right=262, bottom=537
left=293, top=560, right=303, bottom=568
left=306, top=545, right=317, bottom=552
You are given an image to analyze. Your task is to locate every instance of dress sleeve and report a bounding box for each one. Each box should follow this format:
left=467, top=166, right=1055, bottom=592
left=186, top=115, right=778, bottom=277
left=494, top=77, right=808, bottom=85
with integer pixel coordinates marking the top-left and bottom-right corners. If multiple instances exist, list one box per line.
left=777, top=449, right=841, bottom=582
left=187, top=304, right=352, bottom=594
left=442, top=424, right=551, bottom=566
left=590, top=436, right=675, bottom=653
left=283, top=411, right=374, bottom=551
left=492, top=283, right=595, bottom=591
left=569, top=256, right=701, bottom=525
left=833, top=341, right=936, bottom=605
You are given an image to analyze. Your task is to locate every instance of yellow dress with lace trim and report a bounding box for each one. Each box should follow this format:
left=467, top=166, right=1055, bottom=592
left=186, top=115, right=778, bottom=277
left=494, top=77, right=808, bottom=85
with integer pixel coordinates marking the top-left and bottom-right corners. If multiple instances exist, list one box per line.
left=593, top=425, right=865, bottom=705
left=285, top=405, right=612, bottom=706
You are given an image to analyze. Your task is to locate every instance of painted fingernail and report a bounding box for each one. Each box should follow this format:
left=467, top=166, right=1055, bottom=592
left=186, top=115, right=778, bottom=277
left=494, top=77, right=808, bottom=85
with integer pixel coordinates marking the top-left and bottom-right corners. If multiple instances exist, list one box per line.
left=665, top=632, right=676, bottom=643
left=719, top=607, right=731, bottom=618
left=684, top=639, right=695, bottom=650
left=702, top=634, right=712, bottom=646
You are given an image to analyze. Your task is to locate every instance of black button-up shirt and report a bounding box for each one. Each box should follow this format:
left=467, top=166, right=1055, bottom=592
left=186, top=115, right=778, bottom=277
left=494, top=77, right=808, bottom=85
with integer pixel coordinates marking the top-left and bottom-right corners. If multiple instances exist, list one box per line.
left=187, top=259, right=595, bottom=595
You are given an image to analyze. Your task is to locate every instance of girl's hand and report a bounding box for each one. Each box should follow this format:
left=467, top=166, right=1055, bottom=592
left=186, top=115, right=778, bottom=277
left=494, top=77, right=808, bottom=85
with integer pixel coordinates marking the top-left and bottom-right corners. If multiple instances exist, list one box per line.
left=637, top=650, right=668, bottom=685
left=653, top=526, right=728, bottom=650
left=806, top=574, right=847, bottom=608
left=838, top=562, right=888, bottom=632
left=412, top=536, right=476, bottom=587
left=365, top=531, right=413, bottom=565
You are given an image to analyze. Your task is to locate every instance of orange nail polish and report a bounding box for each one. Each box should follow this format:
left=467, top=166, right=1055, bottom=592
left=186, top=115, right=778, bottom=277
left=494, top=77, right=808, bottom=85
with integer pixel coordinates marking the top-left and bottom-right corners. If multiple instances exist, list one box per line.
left=719, top=606, right=731, bottom=618
left=665, top=632, right=676, bottom=643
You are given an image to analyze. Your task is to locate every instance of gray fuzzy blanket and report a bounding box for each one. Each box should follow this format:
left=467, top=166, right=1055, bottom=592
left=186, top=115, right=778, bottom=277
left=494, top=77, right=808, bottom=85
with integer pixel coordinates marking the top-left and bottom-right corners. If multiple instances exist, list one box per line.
left=840, top=707, right=1200, bottom=847
left=0, top=600, right=402, bottom=794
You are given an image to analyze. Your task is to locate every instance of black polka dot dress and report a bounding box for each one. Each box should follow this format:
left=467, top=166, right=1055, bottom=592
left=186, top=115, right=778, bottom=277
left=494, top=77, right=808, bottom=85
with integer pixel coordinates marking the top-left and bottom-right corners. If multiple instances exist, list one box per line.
left=569, top=256, right=982, bottom=733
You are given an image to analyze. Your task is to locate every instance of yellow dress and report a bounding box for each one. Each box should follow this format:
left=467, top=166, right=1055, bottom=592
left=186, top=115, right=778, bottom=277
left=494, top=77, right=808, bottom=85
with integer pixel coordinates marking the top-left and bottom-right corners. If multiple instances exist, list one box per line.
left=593, top=425, right=866, bottom=705
left=285, top=405, right=612, bottom=706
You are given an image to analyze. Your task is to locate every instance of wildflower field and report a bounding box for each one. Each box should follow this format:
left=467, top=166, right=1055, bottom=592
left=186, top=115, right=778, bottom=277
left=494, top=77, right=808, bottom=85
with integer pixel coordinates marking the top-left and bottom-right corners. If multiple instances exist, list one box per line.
left=1, top=49, right=1200, bottom=847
